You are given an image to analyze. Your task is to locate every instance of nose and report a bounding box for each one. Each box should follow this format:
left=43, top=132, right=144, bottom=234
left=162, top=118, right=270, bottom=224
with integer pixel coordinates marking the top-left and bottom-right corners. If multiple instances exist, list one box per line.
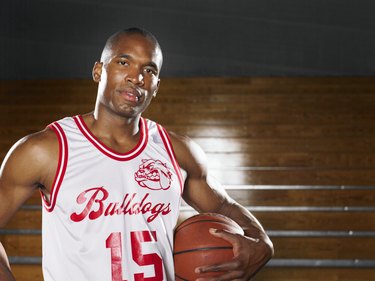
left=126, top=67, right=144, bottom=86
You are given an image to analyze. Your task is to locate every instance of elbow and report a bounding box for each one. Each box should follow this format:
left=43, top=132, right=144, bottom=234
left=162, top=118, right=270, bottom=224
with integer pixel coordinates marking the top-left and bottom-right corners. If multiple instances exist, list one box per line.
left=257, top=232, right=274, bottom=262
left=264, top=236, right=275, bottom=261
left=268, top=239, right=275, bottom=259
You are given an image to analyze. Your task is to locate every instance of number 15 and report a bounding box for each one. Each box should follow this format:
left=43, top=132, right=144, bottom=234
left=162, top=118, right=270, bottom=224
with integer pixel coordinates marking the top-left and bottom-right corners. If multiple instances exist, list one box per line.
left=106, top=231, right=164, bottom=281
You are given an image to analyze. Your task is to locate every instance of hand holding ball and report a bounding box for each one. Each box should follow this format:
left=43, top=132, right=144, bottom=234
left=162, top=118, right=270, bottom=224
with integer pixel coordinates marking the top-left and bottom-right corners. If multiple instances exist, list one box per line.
left=173, top=213, right=244, bottom=280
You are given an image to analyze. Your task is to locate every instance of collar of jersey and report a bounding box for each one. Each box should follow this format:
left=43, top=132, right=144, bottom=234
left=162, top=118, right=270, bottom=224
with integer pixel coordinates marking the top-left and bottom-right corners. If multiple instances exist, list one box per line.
left=73, top=115, right=148, bottom=161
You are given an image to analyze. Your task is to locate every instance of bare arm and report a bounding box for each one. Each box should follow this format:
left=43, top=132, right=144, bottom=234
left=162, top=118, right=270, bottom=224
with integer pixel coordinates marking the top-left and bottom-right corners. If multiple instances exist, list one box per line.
left=0, top=243, right=15, bottom=281
left=0, top=129, right=58, bottom=280
left=170, top=133, right=273, bottom=280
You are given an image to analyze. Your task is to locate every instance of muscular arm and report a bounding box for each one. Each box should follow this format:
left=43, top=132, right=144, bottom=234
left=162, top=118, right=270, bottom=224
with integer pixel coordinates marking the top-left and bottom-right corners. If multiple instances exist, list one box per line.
left=170, top=133, right=273, bottom=280
left=0, top=129, right=58, bottom=280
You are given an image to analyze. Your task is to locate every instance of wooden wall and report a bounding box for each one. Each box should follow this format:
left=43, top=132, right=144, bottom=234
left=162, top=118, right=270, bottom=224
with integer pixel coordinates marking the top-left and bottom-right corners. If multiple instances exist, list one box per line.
left=1, top=77, right=375, bottom=280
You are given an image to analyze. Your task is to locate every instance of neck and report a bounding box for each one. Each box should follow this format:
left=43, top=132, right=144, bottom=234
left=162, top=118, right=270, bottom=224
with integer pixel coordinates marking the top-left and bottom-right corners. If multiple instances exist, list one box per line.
left=81, top=108, right=142, bottom=153
left=93, top=103, right=141, bottom=133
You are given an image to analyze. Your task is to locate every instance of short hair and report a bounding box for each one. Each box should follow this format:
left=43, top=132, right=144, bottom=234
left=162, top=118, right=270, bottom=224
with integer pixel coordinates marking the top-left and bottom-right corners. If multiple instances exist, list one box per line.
left=120, top=27, right=159, bottom=46
left=100, top=27, right=162, bottom=65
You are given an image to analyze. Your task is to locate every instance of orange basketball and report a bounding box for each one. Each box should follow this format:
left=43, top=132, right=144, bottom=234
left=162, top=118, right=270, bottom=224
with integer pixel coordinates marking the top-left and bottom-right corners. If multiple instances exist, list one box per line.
left=173, top=213, right=244, bottom=280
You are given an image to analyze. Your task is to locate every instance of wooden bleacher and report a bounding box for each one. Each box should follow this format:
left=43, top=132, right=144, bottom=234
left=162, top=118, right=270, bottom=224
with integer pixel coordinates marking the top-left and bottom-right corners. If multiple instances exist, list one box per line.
left=1, top=77, right=375, bottom=280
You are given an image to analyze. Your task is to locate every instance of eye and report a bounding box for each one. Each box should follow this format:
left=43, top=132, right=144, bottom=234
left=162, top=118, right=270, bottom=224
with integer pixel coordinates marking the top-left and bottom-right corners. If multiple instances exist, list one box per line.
left=118, top=60, right=129, bottom=66
left=144, top=67, right=157, bottom=76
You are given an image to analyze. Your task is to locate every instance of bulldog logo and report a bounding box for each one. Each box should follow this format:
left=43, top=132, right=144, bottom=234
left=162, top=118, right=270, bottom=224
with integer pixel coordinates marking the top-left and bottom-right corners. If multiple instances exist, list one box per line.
left=134, top=159, right=173, bottom=190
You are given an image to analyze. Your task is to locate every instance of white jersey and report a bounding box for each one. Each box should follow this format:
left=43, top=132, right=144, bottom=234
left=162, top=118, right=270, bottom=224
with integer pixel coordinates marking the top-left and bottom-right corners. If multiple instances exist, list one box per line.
left=42, top=115, right=185, bottom=281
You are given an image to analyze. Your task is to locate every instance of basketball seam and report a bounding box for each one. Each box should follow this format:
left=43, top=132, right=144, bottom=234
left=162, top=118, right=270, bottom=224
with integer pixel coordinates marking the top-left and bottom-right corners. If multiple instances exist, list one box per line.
left=173, top=246, right=233, bottom=256
left=176, top=219, right=234, bottom=232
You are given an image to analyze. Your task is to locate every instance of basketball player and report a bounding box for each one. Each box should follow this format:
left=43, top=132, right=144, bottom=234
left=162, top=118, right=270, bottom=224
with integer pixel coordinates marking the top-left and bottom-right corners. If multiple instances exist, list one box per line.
left=0, top=28, right=273, bottom=281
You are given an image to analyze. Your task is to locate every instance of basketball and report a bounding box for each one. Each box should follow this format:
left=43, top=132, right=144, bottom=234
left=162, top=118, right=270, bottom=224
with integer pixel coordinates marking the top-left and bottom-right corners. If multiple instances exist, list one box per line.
left=173, top=213, right=244, bottom=280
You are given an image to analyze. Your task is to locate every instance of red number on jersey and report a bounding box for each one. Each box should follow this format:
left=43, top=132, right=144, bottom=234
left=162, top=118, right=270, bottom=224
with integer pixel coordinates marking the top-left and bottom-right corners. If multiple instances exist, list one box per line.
left=131, top=231, right=163, bottom=281
left=106, top=231, right=164, bottom=281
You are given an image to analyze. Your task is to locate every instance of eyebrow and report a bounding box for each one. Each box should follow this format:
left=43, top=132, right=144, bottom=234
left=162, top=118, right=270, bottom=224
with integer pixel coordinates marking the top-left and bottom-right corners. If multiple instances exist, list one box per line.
left=119, top=54, right=131, bottom=60
left=118, top=54, right=159, bottom=72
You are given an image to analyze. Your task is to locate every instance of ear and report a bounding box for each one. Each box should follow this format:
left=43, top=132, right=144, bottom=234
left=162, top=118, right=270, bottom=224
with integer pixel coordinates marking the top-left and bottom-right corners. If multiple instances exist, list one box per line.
left=92, top=61, right=103, bottom=83
left=153, top=79, right=161, bottom=98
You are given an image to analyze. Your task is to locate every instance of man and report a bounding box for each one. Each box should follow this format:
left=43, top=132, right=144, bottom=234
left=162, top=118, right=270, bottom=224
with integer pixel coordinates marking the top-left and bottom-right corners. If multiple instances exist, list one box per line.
left=0, top=28, right=273, bottom=281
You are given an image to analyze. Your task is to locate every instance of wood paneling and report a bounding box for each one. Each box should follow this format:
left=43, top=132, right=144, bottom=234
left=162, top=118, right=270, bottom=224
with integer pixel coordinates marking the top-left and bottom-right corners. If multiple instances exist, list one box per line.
left=4, top=234, right=375, bottom=260
left=226, top=188, right=375, bottom=207
left=24, top=186, right=375, bottom=206
left=2, top=77, right=374, bottom=185
left=3, top=210, right=42, bottom=230
left=10, top=265, right=375, bottom=281
left=12, top=265, right=43, bottom=281
left=272, top=237, right=375, bottom=259
left=1, top=77, right=375, bottom=280
left=179, top=210, right=375, bottom=231
left=6, top=208, right=375, bottom=231
left=253, top=268, right=375, bottom=281
left=1, top=235, right=42, bottom=257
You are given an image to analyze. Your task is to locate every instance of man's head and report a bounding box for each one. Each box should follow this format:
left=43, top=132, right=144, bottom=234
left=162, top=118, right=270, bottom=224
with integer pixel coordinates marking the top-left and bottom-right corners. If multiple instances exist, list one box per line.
left=100, top=27, right=163, bottom=67
left=92, top=28, right=163, bottom=119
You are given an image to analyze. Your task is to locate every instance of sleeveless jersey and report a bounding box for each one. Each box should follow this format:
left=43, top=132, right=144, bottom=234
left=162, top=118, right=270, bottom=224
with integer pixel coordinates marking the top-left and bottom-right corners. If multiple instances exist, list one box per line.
left=42, top=115, right=186, bottom=281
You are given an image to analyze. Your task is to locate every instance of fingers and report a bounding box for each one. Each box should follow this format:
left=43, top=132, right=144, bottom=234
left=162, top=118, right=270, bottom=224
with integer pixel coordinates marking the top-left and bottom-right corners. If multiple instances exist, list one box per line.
left=194, top=251, right=246, bottom=280
left=193, top=228, right=260, bottom=280
left=209, top=228, right=260, bottom=245
left=195, top=266, right=245, bottom=281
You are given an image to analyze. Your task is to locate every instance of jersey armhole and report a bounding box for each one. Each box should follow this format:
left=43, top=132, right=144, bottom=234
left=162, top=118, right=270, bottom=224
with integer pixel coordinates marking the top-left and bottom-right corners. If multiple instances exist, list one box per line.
left=41, top=122, right=68, bottom=212
left=156, top=124, right=185, bottom=194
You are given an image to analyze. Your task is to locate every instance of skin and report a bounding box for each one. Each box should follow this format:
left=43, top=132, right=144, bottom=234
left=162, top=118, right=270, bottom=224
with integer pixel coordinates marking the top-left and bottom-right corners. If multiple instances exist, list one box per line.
left=0, top=31, right=273, bottom=281
left=0, top=244, right=15, bottom=281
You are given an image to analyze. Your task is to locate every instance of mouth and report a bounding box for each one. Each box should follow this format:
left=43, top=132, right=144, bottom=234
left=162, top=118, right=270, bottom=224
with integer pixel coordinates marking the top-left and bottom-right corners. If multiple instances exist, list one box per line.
left=117, top=87, right=141, bottom=103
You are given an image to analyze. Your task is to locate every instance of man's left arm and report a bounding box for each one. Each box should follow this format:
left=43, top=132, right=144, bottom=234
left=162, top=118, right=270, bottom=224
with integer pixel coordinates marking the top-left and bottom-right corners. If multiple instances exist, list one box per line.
left=170, top=133, right=274, bottom=280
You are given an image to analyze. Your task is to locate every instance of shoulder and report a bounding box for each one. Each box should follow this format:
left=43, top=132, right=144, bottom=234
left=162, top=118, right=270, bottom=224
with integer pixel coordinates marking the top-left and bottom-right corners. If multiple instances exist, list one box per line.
left=1, top=127, right=59, bottom=183
left=167, top=131, right=208, bottom=178
left=9, top=127, right=58, bottom=160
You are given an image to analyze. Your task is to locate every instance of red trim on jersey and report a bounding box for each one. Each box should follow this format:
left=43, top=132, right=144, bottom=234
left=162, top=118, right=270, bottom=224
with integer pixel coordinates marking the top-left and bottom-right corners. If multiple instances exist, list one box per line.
left=73, top=115, right=148, bottom=161
left=43, top=122, right=68, bottom=212
left=157, top=124, right=184, bottom=194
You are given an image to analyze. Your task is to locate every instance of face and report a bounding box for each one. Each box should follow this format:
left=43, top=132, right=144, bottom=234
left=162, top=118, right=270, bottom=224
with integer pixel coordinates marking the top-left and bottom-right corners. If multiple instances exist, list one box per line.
left=93, top=33, right=162, bottom=119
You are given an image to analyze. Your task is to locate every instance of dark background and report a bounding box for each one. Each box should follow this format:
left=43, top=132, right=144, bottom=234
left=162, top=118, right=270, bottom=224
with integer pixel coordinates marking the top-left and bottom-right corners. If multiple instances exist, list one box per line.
left=1, top=0, right=374, bottom=79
